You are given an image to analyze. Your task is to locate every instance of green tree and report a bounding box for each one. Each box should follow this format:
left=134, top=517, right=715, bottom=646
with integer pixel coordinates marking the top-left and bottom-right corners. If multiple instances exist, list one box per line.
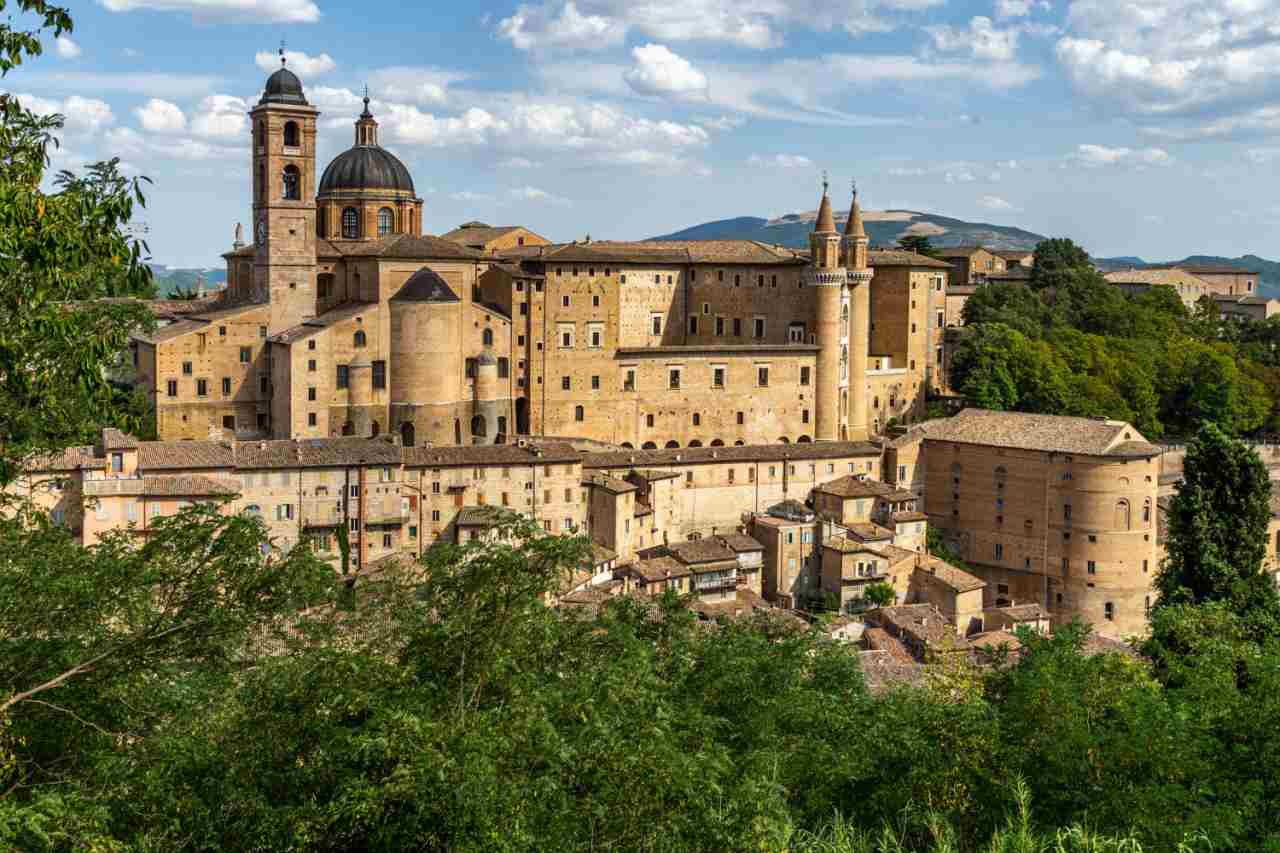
left=1155, top=423, right=1280, bottom=631
left=0, top=1, right=155, bottom=483
left=863, top=582, right=895, bottom=608
left=896, top=235, right=939, bottom=258
left=960, top=282, right=1048, bottom=338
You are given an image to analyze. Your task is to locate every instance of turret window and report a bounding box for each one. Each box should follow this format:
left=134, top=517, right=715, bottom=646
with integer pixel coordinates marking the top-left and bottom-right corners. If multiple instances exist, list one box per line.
left=283, top=121, right=300, bottom=148
left=282, top=165, right=300, bottom=200
left=341, top=207, right=359, bottom=239
left=378, top=207, right=394, bottom=236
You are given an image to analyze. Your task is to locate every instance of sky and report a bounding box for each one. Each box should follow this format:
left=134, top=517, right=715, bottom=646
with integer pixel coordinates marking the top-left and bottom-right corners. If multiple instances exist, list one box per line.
left=7, top=0, right=1280, bottom=267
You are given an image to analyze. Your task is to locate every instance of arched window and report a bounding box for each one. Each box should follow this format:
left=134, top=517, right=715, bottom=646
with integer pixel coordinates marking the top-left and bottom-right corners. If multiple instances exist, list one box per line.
left=778, top=436, right=790, bottom=444
left=734, top=439, right=745, bottom=446
left=471, top=414, right=487, bottom=438
left=620, top=442, right=634, bottom=449
left=710, top=439, right=724, bottom=447
left=665, top=440, right=680, bottom=449
left=353, top=330, right=366, bottom=348
left=688, top=439, right=703, bottom=448
left=370, top=421, right=380, bottom=437
left=642, top=441, right=658, bottom=450
left=1115, top=499, right=1131, bottom=530
left=283, top=121, right=300, bottom=147
left=1143, top=498, right=1152, bottom=523
left=244, top=504, right=262, bottom=517
left=400, top=422, right=416, bottom=447
left=378, top=207, right=394, bottom=237
left=482, top=328, right=494, bottom=346
left=342, top=207, right=359, bottom=239
left=282, top=165, right=300, bottom=200
left=341, top=421, right=354, bottom=436
left=797, top=435, right=812, bottom=443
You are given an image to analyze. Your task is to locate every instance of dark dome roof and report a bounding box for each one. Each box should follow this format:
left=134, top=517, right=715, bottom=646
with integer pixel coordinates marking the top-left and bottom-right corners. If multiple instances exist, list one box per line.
left=319, top=146, right=415, bottom=195
left=260, top=67, right=308, bottom=106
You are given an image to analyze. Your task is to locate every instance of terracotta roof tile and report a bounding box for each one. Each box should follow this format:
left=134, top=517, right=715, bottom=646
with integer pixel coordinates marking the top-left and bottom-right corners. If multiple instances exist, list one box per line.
left=816, top=475, right=894, bottom=498
left=141, top=475, right=240, bottom=497
left=922, top=408, right=1150, bottom=456
left=916, top=558, right=985, bottom=593
left=1104, top=268, right=1210, bottom=289
left=584, top=441, right=878, bottom=469
left=867, top=250, right=954, bottom=270
left=668, top=539, right=737, bottom=564
left=138, top=441, right=236, bottom=470
left=716, top=532, right=764, bottom=553
left=404, top=442, right=581, bottom=467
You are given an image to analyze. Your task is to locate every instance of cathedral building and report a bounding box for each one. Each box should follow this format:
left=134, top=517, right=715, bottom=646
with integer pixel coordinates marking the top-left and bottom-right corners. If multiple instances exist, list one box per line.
left=131, top=62, right=949, bottom=449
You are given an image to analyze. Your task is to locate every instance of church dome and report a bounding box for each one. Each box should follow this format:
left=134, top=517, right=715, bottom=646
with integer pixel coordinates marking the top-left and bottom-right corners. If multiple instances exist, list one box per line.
left=318, top=145, right=415, bottom=194
left=260, top=67, right=308, bottom=106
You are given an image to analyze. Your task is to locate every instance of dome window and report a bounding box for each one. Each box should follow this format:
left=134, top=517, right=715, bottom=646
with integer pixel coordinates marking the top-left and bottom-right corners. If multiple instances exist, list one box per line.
left=283, top=121, right=300, bottom=148
left=281, top=165, right=300, bottom=200
left=378, top=207, right=394, bottom=236
left=341, top=207, right=359, bottom=239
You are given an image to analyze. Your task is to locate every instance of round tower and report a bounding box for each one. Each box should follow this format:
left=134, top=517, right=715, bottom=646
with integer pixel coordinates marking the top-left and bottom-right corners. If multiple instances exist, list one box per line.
left=388, top=268, right=463, bottom=445
left=807, top=177, right=847, bottom=442
left=843, top=183, right=873, bottom=441
left=472, top=350, right=500, bottom=446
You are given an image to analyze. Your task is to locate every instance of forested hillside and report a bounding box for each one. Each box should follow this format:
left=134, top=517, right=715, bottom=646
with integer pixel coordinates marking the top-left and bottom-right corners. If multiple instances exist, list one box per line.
left=951, top=239, right=1280, bottom=438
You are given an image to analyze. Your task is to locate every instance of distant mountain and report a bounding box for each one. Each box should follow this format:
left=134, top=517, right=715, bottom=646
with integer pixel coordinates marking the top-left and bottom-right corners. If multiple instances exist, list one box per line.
left=648, top=209, right=1048, bottom=251
left=1094, top=254, right=1280, bottom=299
left=148, top=265, right=227, bottom=298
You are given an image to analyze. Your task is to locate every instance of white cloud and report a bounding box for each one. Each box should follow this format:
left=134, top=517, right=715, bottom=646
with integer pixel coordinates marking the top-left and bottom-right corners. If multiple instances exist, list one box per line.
left=105, top=125, right=239, bottom=161
left=498, top=156, right=539, bottom=167
left=1055, top=0, right=1280, bottom=121
left=624, top=44, right=709, bottom=97
left=945, top=168, right=977, bottom=183
left=929, top=16, right=1020, bottom=61
left=498, top=1, right=626, bottom=51
left=190, top=94, right=249, bottom=139
left=1068, top=143, right=1173, bottom=168
left=134, top=98, right=186, bottom=133
left=121, top=47, right=141, bottom=58
left=16, top=93, right=115, bottom=134
left=55, top=36, right=81, bottom=59
left=977, top=194, right=1018, bottom=211
left=450, top=190, right=492, bottom=202
left=380, top=104, right=510, bottom=146
left=255, top=50, right=335, bottom=76
left=509, top=185, right=569, bottom=203
left=1246, top=148, right=1280, bottom=165
left=99, top=0, right=320, bottom=23
left=994, top=0, right=1049, bottom=18
left=1140, top=106, right=1280, bottom=142
left=887, top=166, right=926, bottom=176
left=497, top=0, right=947, bottom=53
left=368, top=67, right=468, bottom=106
left=696, top=114, right=745, bottom=131
left=747, top=153, right=813, bottom=168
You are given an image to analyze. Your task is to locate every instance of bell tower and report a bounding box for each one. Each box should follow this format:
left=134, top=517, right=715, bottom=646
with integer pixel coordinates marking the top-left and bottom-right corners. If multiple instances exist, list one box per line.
left=806, top=175, right=848, bottom=442
left=250, top=47, right=320, bottom=331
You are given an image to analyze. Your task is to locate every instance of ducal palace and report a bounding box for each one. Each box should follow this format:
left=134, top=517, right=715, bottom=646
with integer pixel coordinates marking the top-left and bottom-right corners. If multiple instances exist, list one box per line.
left=130, top=61, right=952, bottom=450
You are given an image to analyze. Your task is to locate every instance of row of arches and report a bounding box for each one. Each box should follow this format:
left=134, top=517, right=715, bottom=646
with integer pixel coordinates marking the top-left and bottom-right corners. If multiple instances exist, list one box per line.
left=617, top=436, right=813, bottom=450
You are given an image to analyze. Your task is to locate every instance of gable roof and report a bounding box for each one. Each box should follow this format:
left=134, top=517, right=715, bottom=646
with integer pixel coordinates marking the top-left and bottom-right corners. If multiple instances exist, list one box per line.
left=815, top=475, right=894, bottom=498
left=390, top=267, right=461, bottom=303
left=1103, top=268, right=1209, bottom=288
left=867, top=250, right=954, bottom=270
left=921, top=408, right=1158, bottom=457
left=319, top=233, right=483, bottom=261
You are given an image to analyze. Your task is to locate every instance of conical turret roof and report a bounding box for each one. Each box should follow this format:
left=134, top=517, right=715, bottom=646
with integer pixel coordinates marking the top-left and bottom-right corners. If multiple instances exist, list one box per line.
left=814, top=181, right=836, bottom=233
left=844, top=185, right=865, bottom=238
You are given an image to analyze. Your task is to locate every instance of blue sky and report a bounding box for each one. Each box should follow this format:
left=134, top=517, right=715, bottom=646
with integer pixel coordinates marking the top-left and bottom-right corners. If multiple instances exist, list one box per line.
left=8, top=0, right=1280, bottom=267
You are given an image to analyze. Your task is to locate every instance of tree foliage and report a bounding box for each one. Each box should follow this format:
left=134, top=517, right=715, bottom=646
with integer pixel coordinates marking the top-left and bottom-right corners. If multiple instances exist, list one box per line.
left=0, top=1, right=156, bottom=483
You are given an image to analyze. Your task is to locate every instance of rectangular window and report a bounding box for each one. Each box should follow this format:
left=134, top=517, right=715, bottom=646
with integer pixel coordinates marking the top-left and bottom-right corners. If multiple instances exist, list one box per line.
left=561, top=331, right=573, bottom=348
left=239, top=347, right=251, bottom=364
left=1104, top=602, right=1114, bottom=620
left=737, top=411, right=744, bottom=425
left=624, top=368, right=636, bottom=391
left=591, top=375, right=600, bottom=390
left=936, top=310, right=945, bottom=329
left=336, top=365, right=349, bottom=389
left=688, top=315, right=698, bottom=335
left=182, top=361, right=193, bottom=376
left=308, top=359, right=316, bottom=372
left=800, top=366, right=810, bottom=386
left=219, top=325, right=226, bottom=337
left=562, top=294, right=571, bottom=306
left=222, top=377, right=232, bottom=395
left=668, top=369, right=681, bottom=389
left=651, top=315, right=662, bottom=335
left=561, top=376, right=571, bottom=391
left=110, top=452, right=123, bottom=473
left=1087, top=561, right=1097, bottom=574
left=733, top=318, right=742, bottom=336
left=308, top=412, right=317, bottom=427
left=382, top=533, right=392, bottom=548
left=308, top=386, right=317, bottom=402
left=196, top=378, right=208, bottom=397
left=712, top=367, right=725, bottom=388
left=753, top=318, right=765, bottom=339
left=589, top=326, right=603, bottom=348
left=166, top=379, right=178, bottom=397
left=788, top=324, right=805, bottom=343
left=498, top=358, right=509, bottom=379
left=715, top=316, right=725, bottom=336
left=222, top=415, right=235, bottom=430
left=1064, top=504, right=1073, bottom=521
left=519, top=303, right=528, bottom=316
left=994, top=543, right=1004, bottom=560
left=372, top=360, right=386, bottom=390
left=757, top=366, right=769, bottom=387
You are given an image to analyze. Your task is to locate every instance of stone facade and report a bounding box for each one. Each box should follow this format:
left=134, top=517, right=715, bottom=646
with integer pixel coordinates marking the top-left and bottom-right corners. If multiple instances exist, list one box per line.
left=130, top=70, right=943, bottom=451
left=922, top=409, right=1161, bottom=638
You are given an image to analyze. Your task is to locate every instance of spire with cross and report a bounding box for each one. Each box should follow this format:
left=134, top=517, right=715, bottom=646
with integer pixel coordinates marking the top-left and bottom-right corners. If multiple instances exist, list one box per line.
left=279, top=39, right=287, bottom=66
left=822, top=169, right=829, bottom=195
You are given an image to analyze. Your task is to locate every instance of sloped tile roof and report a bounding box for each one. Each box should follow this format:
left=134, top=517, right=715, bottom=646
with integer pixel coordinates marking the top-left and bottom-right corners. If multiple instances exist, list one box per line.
left=816, top=475, right=894, bottom=498
left=921, top=408, right=1149, bottom=456
left=668, top=538, right=738, bottom=565
left=403, top=442, right=581, bottom=467
left=867, top=250, right=954, bottom=270
left=583, top=441, right=879, bottom=469
left=138, top=441, right=236, bottom=470
left=270, top=302, right=376, bottom=344
left=141, top=475, right=240, bottom=497
left=318, top=233, right=483, bottom=260
left=916, top=557, right=985, bottom=593
left=716, top=532, right=764, bottom=553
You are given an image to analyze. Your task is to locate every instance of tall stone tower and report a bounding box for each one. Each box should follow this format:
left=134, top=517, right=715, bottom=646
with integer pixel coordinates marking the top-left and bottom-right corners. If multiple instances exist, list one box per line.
left=807, top=178, right=848, bottom=442
left=843, top=184, right=872, bottom=441
left=250, top=50, right=320, bottom=331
